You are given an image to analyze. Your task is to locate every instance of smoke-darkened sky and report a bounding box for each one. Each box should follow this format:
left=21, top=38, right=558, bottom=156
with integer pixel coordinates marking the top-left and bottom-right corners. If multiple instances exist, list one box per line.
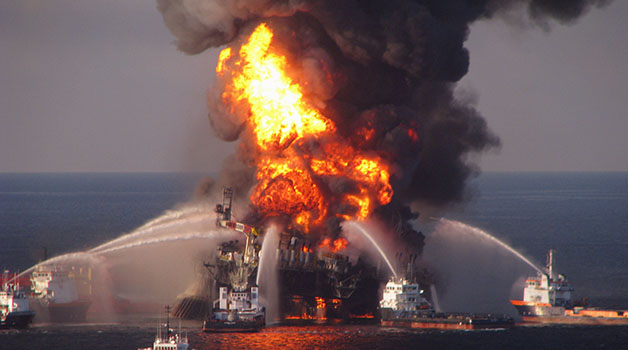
left=1, top=0, right=627, bottom=172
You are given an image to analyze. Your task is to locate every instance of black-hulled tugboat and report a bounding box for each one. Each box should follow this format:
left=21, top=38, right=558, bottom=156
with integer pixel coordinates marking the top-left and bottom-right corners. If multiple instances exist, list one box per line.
left=510, top=249, right=628, bottom=325
left=201, top=188, right=265, bottom=332
left=380, top=266, right=514, bottom=330
left=1, top=272, right=35, bottom=329
left=202, top=283, right=265, bottom=332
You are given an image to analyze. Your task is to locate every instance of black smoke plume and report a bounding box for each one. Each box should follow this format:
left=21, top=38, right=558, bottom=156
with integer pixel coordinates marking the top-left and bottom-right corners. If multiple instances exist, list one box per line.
left=156, top=0, right=609, bottom=250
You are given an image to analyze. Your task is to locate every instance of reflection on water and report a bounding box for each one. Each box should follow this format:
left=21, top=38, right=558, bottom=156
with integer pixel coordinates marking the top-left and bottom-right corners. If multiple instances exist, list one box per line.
left=2, top=323, right=628, bottom=350
left=196, top=325, right=420, bottom=350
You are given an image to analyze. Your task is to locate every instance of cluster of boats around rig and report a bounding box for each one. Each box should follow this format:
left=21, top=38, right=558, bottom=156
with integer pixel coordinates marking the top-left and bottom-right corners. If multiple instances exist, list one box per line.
left=1, top=265, right=92, bottom=329
left=3, top=188, right=628, bottom=339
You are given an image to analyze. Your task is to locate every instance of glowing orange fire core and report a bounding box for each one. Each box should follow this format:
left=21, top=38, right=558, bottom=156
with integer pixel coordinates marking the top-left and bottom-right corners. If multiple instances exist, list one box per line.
left=217, top=23, right=394, bottom=232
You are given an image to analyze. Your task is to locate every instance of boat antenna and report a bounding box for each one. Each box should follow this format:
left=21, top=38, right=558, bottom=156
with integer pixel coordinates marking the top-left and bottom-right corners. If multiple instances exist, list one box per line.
left=165, top=305, right=171, bottom=339
left=547, top=249, right=556, bottom=280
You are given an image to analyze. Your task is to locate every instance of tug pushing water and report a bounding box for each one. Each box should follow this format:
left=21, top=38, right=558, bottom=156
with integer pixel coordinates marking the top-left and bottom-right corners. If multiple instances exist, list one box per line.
left=510, top=249, right=628, bottom=325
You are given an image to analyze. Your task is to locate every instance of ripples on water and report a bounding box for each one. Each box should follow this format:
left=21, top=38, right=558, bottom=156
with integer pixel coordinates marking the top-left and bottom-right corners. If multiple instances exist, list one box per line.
left=2, top=324, right=628, bottom=350
left=2, top=173, right=628, bottom=349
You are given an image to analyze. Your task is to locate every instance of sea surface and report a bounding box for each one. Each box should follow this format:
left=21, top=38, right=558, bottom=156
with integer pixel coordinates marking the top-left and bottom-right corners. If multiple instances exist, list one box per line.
left=1, top=172, right=627, bottom=349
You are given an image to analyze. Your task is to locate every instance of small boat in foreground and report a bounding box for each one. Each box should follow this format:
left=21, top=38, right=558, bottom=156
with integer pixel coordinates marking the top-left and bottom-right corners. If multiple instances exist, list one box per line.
left=139, top=306, right=189, bottom=350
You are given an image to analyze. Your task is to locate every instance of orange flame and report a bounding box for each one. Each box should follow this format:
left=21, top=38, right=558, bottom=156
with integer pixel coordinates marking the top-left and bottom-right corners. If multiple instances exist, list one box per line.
left=315, top=297, right=326, bottom=309
left=219, top=23, right=334, bottom=152
left=217, top=23, right=394, bottom=231
left=318, top=237, right=348, bottom=253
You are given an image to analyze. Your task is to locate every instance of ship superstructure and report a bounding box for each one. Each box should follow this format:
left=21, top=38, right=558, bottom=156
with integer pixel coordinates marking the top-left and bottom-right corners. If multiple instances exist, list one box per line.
left=30, top=266, right=92, bottom=323
left=139, top=306, right=189, bottom=350
left=1, top=271, right=35, bottom=329
left=202, top=188, right=265, bottom=332
left=379, top=278, right=432, bottom=313
left=380, top=266, right=514, bottom=330
left=511, top=249, right=628, bottom=324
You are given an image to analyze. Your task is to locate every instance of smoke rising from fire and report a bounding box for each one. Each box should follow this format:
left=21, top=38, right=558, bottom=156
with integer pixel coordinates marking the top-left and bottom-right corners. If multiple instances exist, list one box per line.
left=156, top=0, right=609, bottom=247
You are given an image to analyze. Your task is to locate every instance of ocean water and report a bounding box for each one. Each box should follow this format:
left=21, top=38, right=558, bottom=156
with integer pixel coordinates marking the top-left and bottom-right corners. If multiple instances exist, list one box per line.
left=445, top=172, right=628, bottom=308
left=0, top=173, right=202, bottom=272
left=1, top=172, right=627, bottom=349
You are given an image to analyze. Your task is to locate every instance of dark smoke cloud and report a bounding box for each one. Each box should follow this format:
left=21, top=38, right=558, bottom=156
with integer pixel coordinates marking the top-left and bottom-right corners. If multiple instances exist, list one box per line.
left=157, top=0, right=609, bottom=246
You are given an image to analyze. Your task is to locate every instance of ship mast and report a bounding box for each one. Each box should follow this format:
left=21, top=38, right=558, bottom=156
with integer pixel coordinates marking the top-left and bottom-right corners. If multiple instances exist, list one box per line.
left=547, top=249, right=556, bottom=281
left=165, top=305, right=171, bottom=339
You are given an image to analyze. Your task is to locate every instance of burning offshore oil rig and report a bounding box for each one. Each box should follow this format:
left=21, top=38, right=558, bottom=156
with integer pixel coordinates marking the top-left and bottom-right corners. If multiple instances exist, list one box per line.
left=171, top=19, right=433, bottom=324
left=174, top=187, right=393, bottom=324
left=156, top=0, right=606, bottom=327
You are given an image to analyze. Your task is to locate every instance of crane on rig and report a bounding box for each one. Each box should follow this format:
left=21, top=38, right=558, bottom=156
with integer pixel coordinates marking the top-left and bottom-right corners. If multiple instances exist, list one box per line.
left=214, top=187, right=259, bottom=268
left=215, top=187, right=259, bottom=237
left=200, top=187, right=265, bottom=332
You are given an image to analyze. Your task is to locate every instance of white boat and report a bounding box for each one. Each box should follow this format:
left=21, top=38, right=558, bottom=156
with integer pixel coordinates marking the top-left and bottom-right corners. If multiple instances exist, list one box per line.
left=139, top=306, right=189, bottom=350
left=1, top=272, right=36, bottom=329
left=510, top=249, right=628, bottom=324
left=30, top=266, right=91, bottom=322
left=380, top=272, right=513, bottom=329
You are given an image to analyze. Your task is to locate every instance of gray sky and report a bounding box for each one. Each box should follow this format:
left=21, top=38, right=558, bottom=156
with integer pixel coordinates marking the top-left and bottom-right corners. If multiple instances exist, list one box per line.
left=1, top=0, right=627, bottom=172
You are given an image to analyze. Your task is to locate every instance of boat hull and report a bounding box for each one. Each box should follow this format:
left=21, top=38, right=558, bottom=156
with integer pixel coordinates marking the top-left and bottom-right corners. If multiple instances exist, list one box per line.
left=32, top=299, right=92, bottom=323
left=49, top=300, right=91, bottom=323
left=0, top=311, right=36, bottom=329
left=511, top=300, right=628, bottom=325
left=380, top=310, right=514, bottom=330
left=202, top=318, right=265, bottom=333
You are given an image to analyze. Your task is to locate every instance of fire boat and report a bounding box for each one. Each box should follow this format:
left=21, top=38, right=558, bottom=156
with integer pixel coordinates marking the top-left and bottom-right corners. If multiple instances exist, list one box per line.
left=510, top=249, right=628, bottom=325
left=380, top=265, right=514, bottom=330
left=200, top=188, right=266, bottom=332
left=30, top=266, right=92, bottom=323
left=1, top=272, right=36, bottom=329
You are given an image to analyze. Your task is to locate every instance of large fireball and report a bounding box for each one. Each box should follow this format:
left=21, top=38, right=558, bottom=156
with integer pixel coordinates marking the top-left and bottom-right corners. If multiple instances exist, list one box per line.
left=217, top=23, right=394, bottom=232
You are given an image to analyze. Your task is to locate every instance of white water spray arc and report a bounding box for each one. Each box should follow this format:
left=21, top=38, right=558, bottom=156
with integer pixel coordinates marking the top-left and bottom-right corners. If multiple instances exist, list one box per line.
left=439, top=218, right=544, bottom=274
left=256, top=225, right=280, bottom=324
left=343, top=221, right=398, bottom=278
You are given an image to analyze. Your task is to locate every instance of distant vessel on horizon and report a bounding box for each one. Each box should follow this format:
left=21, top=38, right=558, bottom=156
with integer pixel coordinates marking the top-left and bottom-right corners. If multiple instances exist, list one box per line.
left=510, top=249, right=628, bottom=325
